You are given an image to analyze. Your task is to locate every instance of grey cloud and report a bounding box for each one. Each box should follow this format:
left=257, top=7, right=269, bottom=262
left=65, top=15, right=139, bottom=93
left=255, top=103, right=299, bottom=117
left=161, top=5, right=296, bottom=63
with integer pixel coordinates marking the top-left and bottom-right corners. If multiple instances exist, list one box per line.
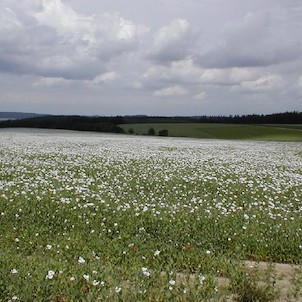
left=146, top=19, right=199, bottom=64
left=1, top=0, right=302, bottom=116
left=197, top=45, right=302, bottom=69
left=196, top=11, right=302, bottom=68
left=140, top=59, right=263, bottom=94
left=0, top=1, right=146, bottom=80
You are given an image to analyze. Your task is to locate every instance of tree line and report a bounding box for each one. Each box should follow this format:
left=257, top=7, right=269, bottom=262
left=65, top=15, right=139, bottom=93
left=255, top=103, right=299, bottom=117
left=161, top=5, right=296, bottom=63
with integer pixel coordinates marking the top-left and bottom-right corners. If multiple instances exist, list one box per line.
left=0, top=111, right=300, bottom=135
left=122, top=111, right=302, bottom=124
left=197, top=111, right=302, bottom=124
left=0, top=115, right=125, bottom=134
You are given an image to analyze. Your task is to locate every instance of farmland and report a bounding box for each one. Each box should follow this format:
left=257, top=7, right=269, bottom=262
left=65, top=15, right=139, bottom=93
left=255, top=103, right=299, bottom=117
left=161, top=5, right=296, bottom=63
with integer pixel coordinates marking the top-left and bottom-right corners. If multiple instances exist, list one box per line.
left=0, top=128, right=302, bottom=301
left=121, top=123, right=302, bottom=141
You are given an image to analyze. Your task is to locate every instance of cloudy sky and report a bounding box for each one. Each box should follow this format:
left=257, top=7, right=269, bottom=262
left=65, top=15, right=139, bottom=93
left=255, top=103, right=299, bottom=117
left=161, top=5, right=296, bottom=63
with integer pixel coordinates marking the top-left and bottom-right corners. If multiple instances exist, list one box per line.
left=0, top=0, right=301, bottom=116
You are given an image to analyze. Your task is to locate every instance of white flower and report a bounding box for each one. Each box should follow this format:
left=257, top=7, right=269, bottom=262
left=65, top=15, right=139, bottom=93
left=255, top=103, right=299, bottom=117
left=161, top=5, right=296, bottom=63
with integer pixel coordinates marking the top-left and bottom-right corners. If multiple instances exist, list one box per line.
left=115, top=286, right=122, bottom=293
left=169, top=279, right=176, bottom=286
left=142, top=267, right=151, bottom=277
left=15, top=238, right=20, bottom=243
left=11, top=269, right=18, bottom=274
left=46, top=270, right=55, bottom=280
left=78, top=256, right=85, bottom=264
left=199, top=274, right=206, bottom=284
left=70, top=277, right=75, bottom=281
left=154, top=250, right=161, bottom=256
left=92, top=280, right=100, bottom=286
left=46, top=244, right=52, bottom=250
left=83, top=274, right=90, bottom=281
left=11, top=296, right=18, bottom=301
left=206, top=250, right=211, bottom=255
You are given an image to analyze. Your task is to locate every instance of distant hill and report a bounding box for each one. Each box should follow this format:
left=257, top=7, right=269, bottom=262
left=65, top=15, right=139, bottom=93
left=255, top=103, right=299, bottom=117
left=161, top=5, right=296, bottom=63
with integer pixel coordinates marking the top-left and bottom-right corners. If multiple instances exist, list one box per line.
left=0, top=112, right=47, bottom=120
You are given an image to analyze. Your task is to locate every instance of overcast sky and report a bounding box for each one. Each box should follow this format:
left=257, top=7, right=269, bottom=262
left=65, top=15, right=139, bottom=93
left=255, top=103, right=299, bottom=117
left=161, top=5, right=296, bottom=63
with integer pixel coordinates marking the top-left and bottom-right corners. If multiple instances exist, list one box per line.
left=0, top=0, right=301, bottom=116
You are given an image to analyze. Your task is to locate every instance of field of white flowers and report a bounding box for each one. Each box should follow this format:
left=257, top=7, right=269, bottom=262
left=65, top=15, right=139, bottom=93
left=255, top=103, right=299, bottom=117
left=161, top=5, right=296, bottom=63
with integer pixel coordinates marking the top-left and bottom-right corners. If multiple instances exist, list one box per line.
left=0, top=128, right=301, bottom=301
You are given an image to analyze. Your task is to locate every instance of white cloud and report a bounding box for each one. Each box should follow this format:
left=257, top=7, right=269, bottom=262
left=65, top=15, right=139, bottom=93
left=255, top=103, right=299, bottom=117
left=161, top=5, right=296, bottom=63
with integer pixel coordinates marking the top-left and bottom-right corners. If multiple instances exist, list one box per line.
left=147, top=19, right=198, bottom=63
left=154, top=19, right=189, bottom=49
left=142, top=58, right=261, bottom=90
left=34, top=1, right=148, bottom=45
left=90, top=71, right=119, bottom=86
left=197, top=10, right=302, bottom=68
left=34, top=76, right=73, bottom=87
left=34, top=0, right=90, bottom=37
left=234, top=74, right=282, bottom=92
left=0, top=7, right=24, bottom=30
left=200, top=67, right=260, bottom=85
left=194, top=92, right=207, bottom=100
left=154, top=85, right=188, bottom=97
left=0, top=0, right=147, bottom=80
left=142, top=58, right=202, bottom=84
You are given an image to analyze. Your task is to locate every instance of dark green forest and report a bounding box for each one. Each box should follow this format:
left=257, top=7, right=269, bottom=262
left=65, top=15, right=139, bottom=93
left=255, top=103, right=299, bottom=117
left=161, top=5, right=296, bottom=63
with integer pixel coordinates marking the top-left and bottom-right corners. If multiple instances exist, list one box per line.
left=0, top=115, right=125, bottom=134
left=0, top=111, right=301, bottom=135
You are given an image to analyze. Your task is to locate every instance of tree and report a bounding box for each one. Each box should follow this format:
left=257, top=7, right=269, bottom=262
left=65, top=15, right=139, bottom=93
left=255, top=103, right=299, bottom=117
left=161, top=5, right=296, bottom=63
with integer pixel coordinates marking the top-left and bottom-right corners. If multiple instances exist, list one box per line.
left=147, top=127, right=156, bottom=136
left=158, top=129, right=168, bottom=136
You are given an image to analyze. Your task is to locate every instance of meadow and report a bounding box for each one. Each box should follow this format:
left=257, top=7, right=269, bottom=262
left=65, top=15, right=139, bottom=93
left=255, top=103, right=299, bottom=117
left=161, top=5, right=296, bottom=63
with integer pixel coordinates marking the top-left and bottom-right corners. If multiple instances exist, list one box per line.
left=0, top=128, right=301, bottom=301
left=121, top=123, right=302, bottom=141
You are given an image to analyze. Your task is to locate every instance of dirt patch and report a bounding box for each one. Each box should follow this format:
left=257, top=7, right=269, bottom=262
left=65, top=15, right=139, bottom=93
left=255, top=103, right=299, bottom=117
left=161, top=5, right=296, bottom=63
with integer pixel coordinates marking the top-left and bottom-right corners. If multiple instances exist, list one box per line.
left=172, top=261, right=302, bottom=301
left=244, top=261, right=302, bottom=302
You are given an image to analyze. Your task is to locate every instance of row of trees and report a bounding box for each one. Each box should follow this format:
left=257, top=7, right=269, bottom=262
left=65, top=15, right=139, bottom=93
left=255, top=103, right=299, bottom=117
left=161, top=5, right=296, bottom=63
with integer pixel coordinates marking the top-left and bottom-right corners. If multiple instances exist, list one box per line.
left=147, top=128, right=169, bottom=136
left=128, top=128, right=169, bottom=136
left=0, top=116, right=125, bottom=134
left=197, top=111, right=302, bottom=124
left=122, top=111, right=302, bottom=124
left=0, top=111, right=300, bottom=136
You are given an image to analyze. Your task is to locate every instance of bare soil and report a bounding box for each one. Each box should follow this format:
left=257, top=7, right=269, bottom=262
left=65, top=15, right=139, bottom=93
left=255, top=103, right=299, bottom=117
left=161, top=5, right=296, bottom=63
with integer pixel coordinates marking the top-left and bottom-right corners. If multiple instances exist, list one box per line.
left=222, top=261, right=302, bottom=302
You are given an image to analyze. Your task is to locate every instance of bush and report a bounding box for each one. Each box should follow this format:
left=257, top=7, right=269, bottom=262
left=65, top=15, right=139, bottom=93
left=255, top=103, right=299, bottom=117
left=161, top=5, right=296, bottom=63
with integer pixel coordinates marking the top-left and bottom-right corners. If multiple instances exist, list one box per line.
left=158, top=129, right=169, bottom=136
left=147, top=128, right=156, bottom=136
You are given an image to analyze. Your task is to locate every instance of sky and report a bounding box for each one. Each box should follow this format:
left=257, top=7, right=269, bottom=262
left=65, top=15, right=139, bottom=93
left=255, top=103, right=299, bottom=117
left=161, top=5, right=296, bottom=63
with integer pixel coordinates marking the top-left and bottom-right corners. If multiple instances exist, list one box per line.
left=0, top=0, right=302, bottom=116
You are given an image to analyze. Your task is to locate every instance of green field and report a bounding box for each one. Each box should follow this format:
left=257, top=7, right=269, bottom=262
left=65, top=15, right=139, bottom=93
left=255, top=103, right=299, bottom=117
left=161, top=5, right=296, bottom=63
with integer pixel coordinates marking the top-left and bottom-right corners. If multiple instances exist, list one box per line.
left=0, top=129, right=301, bottom=301
left=121, top=123, right=302, bottom=141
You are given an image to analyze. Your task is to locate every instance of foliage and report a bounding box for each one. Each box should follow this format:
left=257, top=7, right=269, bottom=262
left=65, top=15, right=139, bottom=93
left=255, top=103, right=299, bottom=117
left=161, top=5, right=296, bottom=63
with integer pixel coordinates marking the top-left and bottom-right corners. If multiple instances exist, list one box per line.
left=121, top=111, right=302, bottom=125
left=230, top=267, right=277, bottom=302
left=0, top=115, right=125, bottom=134
left=147, top=127, right=156, bottom=136
left=158, top=129, right=169, bottom=136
